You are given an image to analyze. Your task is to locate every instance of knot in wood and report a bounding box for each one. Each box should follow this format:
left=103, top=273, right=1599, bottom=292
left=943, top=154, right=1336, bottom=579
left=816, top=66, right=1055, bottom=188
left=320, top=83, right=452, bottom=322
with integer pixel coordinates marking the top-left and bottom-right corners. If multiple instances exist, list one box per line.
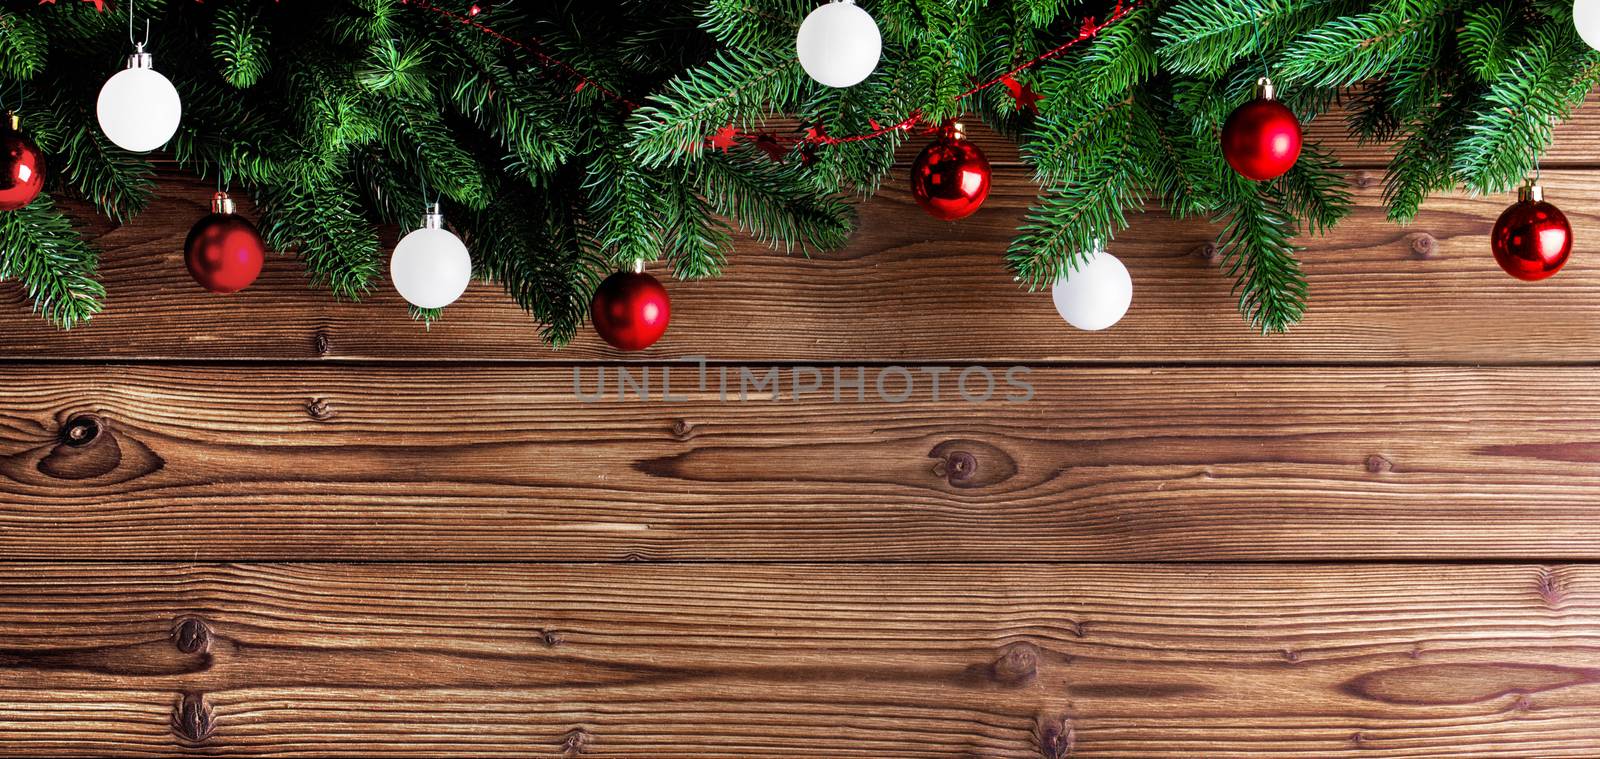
left=171, top=692, right=216, bottom=744
left=562, top=727, right=593, bottom=756
left=171, top=616, right=212, bottom=654
left=540, top=629, right=563, bottom=647
left=1354, top=171, right=1380, bottom=189
left=1408, top=233, right=1438, bottom=259
left=1192, top=242, right=1221, bottom=263
left=992, top=642, right=1039, bottom=685
left=313, top=329, right=333, bottom=356
left=937, top=450, right=980, bottom=485
left=670, top=419, right=694, bottom=440
left=305, top=397, right=334, bottom=421
left=1365, top=454, right=1394, bottom=474
left=1035, top=714, right=1074, bottom=759
left=60, top=414, right=102, bottom=448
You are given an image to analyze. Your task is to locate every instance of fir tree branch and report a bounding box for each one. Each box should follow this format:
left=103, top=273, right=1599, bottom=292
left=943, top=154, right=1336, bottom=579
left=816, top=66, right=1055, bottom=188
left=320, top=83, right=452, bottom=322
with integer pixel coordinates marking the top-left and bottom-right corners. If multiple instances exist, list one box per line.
left=0, top=195, right=104, bottom=328
left=692, top=150, right=854, bottom=254
left=629, top=47, right=807, bottom=166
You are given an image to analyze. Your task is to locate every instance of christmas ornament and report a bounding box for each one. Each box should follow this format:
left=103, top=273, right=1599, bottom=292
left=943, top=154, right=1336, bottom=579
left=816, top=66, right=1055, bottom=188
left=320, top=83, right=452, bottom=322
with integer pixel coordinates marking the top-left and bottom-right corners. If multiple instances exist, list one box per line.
left=910, top=123, right=992, bottom=221
left=1221, top=77, right=1302, bottom=181
left=0, top=113, right=45, bottom=212
left=1576, top=0, right=1600, bottom=51
left=391, top=203, right=473, bottom=308
left=1491, top=181, right=1572, bottom=281
left=1051, top=245, right=1133, bottom=331
left=590, top=266, right=670, bottom=351
left=184, top=191, right=265, bottom=294
left=796, top=0, right=881, bottom=88
left=97, top=42, right=182, bottom=153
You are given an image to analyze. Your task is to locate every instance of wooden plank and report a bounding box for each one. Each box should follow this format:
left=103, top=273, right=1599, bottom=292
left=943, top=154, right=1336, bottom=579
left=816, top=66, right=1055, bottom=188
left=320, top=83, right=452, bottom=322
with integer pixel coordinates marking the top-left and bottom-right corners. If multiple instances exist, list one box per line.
left=4, top=168, right=1600, bottom=363
left=3, top=364, right=1600, bottom=561
left=2, top=562, right=1599, bottom=757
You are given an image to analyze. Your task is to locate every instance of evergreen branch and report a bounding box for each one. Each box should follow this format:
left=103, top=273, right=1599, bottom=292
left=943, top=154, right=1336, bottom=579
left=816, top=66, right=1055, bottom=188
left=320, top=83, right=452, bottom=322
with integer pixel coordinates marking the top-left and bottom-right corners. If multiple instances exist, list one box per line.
left=0, top=11, right=47, bottom=79
left=586, top=138, right=666, bottom=268
left=657, top=172, right=731, bottom=280
left=629, top=47, right=807, bottom=166
left=1460, top=1, right=1515, bottom=84
left=1274, top=141, right=1352, bottom=235
left=1157, top=0, right=1358, bottom=76
left=0, top=195, right=104, bottom=328
left=1454, top=24, right=1598, bottom=193
left=692, top=150, right=854, bottom=254
left=1275, top=0, right=1449, bottom=87
left=27, top=89, right=155, bottom=223
left=1214, top=179, right=1307, bottom=333
left=700, top=0, right=812, bottom=50
left=1008, top=156, right=1144, bottom=289
left=256, top=170, right=382, bottom=299
left=212, top=4, right=271, bottom=88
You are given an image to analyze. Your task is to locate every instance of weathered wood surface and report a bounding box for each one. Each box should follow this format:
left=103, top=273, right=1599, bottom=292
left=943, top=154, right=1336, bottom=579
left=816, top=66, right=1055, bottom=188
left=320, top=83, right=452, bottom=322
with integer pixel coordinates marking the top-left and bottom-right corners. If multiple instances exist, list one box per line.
left=2, top=167, right=1598, bottom=363
left=2, top=562, right=1598, bottom=758
left=2, top=364, right=1599, bottom=561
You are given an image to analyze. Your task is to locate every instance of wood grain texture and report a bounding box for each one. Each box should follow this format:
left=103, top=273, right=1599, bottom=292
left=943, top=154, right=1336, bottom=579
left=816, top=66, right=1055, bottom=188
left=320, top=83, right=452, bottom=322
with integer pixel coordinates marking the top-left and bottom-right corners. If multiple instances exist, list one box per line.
left=4, top=167, right=1600, bottom=363
left=3, top=562, right=1600, bottom=758
left=3, top=364, right=1600, bottom=561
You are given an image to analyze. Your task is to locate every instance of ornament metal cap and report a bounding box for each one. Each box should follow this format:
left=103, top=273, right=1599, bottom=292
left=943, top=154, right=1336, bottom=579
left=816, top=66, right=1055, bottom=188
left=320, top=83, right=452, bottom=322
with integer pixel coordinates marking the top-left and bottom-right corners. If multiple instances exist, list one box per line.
left=5, top=112, right=17, bottom=132
left=421, top=202, right=445, bottom=229
left=946, top=121, right=967, bottom=140
left=126, top=43, right=154, bottom=70
left=1254, top=77, right=1276, bottom=100
left=211, top=191, right=236, bottom=215
left=1519, top=182, right=1544, bottom=203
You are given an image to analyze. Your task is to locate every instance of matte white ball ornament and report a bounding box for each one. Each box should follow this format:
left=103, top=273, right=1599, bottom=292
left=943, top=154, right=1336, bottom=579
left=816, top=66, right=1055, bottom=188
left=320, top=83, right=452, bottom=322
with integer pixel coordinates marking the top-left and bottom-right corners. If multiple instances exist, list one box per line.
left=96, top=46, right=182, bottom=153
left=796, top=0, right=882, bottom=88
left=1576, top=0, right=1600, bottom=51
left=1051, top=247, right=1133, bottom=331
left=391, top=204, right=472, bottom=309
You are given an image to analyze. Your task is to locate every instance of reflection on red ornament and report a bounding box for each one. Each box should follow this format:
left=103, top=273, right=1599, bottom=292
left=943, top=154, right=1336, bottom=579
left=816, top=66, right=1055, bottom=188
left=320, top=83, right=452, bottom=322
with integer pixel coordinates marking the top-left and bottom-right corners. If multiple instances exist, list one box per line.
left=0, top=113, right=45, bottom=212
left=1221, top=77, right=1302, bottom=182
left=590, top=268, right=671, bottom=351
left=910, top=122, right=991, bottom=221
left=1491, top=182, right=1572, bottom=281
left=185, top=191, right=266, bottom=293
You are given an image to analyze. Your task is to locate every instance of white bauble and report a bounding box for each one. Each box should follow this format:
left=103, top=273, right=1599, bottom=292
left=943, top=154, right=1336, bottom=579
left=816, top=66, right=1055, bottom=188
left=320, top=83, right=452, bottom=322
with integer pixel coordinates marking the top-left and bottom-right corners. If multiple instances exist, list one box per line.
left=1576, top=0, right=1600, bottom=51
left=391, top=226, right=472, bottom=309
left=97, top=65, right=182, bottom=153
left=796, top=0, right=882, bottom=88
left=1051, top=250, right=1133, bottom=331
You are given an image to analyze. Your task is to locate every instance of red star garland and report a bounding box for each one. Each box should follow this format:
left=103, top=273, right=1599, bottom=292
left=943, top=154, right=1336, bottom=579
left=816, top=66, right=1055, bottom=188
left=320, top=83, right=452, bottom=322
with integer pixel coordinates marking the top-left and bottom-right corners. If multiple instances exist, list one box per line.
left=708, top=125, right=740, bottom=153
left=1000, top=74, right=1044, bottom=115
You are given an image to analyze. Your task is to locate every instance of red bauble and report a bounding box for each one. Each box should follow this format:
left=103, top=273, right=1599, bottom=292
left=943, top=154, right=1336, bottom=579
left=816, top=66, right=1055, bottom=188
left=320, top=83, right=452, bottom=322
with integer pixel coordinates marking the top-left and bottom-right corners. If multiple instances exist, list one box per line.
left=1491, top=184, right=1572, bottom=281
left=1222, top=78, right=1302, bottom=181
left=184, top=192, right=265, bottom=294
left=910, top=124, right=991, bottom=221
left=590, top=269, right=671, bottom=351
left=0, top=114, right=45, bottom=212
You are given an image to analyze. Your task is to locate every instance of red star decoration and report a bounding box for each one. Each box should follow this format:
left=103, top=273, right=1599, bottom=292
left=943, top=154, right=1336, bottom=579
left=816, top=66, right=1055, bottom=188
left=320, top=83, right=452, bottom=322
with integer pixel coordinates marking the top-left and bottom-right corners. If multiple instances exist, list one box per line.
left=707, top=125, right=740, bottom=153
left=39, top=0, right=107, bottom=9
left=1000, top=74, right=1044, bottom=115
left=752, top=134, right=788, bottom=162
left=803, top=122, right=828, bottom=143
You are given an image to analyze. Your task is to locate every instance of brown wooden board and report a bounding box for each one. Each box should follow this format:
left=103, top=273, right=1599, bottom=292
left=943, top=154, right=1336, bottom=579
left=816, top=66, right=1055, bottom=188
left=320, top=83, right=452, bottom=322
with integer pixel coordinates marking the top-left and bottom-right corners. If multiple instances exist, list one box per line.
left=2, top=562, right=1598, bottom=758
left=2, top=364, right=1599, bottom=561
left=0, top=168, right=1598, bottom=363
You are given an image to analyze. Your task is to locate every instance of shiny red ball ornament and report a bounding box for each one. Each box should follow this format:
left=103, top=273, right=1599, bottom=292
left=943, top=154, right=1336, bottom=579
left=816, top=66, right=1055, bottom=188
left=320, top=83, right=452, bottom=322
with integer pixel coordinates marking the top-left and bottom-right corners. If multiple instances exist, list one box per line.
left=910, top=122, right=991, bottom=221
left=184, top=191, right=266, bottom=294
left=1221, top=77, right=1302, bottom=181
left=590, top=267, right=671, bottom=351
left=0, top=113, right=45, bottom=212
left=1491, top=182, right=1572, bottom=281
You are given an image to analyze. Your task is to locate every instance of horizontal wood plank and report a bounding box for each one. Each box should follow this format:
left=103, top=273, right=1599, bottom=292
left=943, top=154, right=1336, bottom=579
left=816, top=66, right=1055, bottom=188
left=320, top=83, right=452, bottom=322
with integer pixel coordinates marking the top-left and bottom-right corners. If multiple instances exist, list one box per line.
left=2, top=562, right=1599, bottom=757
left=2, top=364, right=1600, bottom=561
left=3, top=167, right=1600, bottom=363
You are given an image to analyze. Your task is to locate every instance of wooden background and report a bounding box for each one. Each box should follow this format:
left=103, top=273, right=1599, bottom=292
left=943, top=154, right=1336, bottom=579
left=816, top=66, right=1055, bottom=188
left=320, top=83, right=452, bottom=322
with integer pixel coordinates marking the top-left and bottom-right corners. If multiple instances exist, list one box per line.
left=4, top=97, right=1600, bottom=757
